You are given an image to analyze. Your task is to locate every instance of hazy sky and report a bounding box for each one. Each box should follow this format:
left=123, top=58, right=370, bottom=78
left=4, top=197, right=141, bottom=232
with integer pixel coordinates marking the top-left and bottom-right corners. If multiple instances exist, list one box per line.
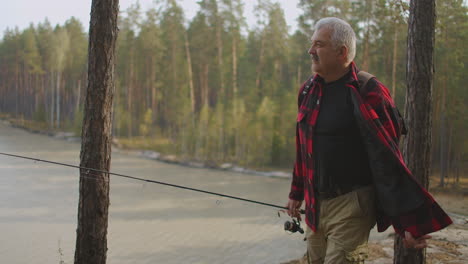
left=1, top=0, right=302, bottom=37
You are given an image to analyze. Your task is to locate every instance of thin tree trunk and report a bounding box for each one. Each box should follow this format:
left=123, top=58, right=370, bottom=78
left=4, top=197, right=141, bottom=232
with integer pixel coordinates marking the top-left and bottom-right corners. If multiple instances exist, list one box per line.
left=74, top=0, right=119, bottom=263
left=184, top=31, right=195, bottom=113
left=214, top=11, right=225, bottom=159
left=362, top=0, right=372, bottom=71
left=232, top=32, right=238, bottom=99
left=439, top=23, right=449, bottom=187
left=35, top=74, right=40, bottom=113
left=231, top=31, right=239, bottom=159
left=171, top=37, right=177, bottom=93
left=51, top=71, right=55, bottom=128
left=439, top=111, right=447, bottom=187
left=150, top=56, right=157, bottom=121
left=76, top=79, right=82, bottom=113
left=297, top=65, right=302, bottom=86
left=42, top=75, right=48, bottom=123
left=203, top=64, right=209, bottom=107
left=56, top=71, right=61, bottom=128
left=216, top=13, right=225, bottom=100
left=446, top=125, right=452, bottom=185
left=362, top=28, right=370, bottom=71
left=127, top=48, right=134, bottom=137
left=394, top=0, right=436, bottom=263
left=392, top=26, right=398, bottom=98
left=255, top=34, right=266, bottom=93
left=15, top=62, right=19, bottom=118
left=455, top=151, right=460, bottom=184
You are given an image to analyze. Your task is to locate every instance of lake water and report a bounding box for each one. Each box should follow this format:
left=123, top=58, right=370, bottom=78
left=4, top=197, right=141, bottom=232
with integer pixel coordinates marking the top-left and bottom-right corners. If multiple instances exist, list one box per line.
left=0, top=121, right=306, bottom=264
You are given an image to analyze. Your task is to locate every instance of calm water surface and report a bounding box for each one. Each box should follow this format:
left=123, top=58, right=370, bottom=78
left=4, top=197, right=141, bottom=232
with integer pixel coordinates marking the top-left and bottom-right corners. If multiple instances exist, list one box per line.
left=0, top=121, right=305, bottom=264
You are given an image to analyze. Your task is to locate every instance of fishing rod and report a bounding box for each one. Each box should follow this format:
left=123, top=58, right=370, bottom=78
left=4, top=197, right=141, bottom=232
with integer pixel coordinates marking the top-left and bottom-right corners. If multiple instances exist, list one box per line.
left=0, top=151, right=305, bottom=216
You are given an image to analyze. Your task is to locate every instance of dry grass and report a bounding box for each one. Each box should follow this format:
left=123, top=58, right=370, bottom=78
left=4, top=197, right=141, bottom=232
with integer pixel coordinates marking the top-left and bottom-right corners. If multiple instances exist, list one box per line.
left=426, top=238, right=465, bottom=264
left=367, top=243, right=390, bottom=260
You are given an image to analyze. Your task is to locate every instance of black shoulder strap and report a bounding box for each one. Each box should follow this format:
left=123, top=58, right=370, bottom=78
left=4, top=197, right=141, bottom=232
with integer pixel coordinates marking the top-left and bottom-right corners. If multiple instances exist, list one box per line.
left=357, top=70, right=375, bottom=96
left=357, top=70, right=408, bottom=136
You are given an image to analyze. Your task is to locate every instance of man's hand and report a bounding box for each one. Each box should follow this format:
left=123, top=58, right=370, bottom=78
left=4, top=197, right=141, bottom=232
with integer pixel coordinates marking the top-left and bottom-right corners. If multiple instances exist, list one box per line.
left=286, top=199, right=303, bottom=221
left=403, top=231, right=432, bottom=249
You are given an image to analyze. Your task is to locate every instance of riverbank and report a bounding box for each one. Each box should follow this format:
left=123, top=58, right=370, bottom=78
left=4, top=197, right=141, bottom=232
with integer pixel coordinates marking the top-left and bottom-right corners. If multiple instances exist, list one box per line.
left=0, top=116, right=291, bottom=179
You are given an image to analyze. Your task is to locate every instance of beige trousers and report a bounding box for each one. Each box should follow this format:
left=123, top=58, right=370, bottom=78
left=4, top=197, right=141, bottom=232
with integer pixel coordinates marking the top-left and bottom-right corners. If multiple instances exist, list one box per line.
left=306, top=186, right=376, bottom=264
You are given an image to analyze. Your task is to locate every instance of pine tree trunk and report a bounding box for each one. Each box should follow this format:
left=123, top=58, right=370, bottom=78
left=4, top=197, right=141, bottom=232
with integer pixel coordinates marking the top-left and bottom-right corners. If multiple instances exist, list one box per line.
left=232, top=32, right=238, bottom=99
left=297, top=65, right=302, bottom=87
left=232, top=31, right=239, bottom=159
left=394, top=0, right=436, bottom=263
left=215, top=11, right=225, bottom=159
left=392, top=26, right=398, bottom=98
left=15, top=62, right=19, bottom=118
left=150, top=56, right=158, bottom=120
left=51, top=71, right=55, bottom=128
left=439, top=111, right=447, bottom=187
left=184, top=31, right=195, bottom=113
left=203, top=64, right=209, bottom=107
left=76, top=79, right=82, bottom=113
left=455, top=151, right=460, bottom=184
left=361, top=0, right=372, bottom=71
left=256, top=34, right=265, bottom=93
left=74, top=0, right=119, bottom=263
left=362, top=25, right=370, bottom=71
left=446, top=125, right=453, bottom=184
left=56, top=71, right=61, bottom=128
left=127, top=48, right=134, bottom=137
left=439, top=24, right=449, bottom=187
left=216, top=13, right=225, bottom=100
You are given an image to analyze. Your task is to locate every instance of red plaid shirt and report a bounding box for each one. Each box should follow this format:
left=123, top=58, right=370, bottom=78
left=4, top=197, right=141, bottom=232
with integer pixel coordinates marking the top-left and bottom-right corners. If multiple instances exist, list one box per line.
left=289, top=62, right=452, bottom=238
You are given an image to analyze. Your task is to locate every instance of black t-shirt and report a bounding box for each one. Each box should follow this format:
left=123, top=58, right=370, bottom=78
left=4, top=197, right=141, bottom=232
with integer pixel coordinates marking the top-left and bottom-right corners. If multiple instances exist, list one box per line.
left=313, top=72, right=373, bottom=193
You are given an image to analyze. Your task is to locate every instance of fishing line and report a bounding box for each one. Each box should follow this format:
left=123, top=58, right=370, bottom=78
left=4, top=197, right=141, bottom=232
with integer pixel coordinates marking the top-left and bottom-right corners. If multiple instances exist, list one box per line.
left=0, top=152, right=305, bottom=214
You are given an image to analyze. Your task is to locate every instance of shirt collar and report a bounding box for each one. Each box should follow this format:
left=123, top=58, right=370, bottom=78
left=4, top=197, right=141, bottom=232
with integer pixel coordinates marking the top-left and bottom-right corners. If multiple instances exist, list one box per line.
left=312, top=61, right=360, bottom=87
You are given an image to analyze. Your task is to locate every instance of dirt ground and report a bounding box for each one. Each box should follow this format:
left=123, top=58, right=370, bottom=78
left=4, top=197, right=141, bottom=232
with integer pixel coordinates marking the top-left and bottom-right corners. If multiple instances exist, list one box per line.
left=282, top=177, right=468, bottom=264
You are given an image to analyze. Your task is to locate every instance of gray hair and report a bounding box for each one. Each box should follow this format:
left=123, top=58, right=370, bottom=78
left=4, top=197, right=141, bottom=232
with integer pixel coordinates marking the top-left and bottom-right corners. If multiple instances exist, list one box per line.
left=314, top=17, right=356, bottom=62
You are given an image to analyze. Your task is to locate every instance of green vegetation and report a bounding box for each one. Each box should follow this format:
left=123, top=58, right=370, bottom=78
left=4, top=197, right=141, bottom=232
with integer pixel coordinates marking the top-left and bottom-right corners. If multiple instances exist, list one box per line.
left=0, top=0, right=466, bottom=179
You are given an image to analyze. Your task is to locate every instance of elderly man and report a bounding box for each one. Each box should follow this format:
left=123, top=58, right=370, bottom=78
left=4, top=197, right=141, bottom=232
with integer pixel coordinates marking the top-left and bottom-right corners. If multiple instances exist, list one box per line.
left=286, top=17, right=452, bottom=264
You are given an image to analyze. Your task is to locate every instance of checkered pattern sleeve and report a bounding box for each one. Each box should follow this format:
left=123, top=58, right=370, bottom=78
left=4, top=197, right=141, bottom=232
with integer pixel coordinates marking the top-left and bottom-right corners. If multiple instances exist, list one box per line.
left=289, top=124, right=305, bottom=201
left=391, top=190, right=453, bottom=237
left=364, top=79, right=452, bottom=238
left=289, top=82, right=307, bottom=201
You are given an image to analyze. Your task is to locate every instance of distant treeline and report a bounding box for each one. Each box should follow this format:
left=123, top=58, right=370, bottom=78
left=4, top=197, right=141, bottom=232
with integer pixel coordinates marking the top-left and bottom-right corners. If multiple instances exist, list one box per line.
left=0, top=0, right=466, bottom=177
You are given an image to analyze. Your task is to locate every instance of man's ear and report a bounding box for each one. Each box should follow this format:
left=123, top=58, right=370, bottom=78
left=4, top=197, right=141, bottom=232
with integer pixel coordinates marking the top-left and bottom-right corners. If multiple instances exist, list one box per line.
left=338, top=45, right=349, bottom=61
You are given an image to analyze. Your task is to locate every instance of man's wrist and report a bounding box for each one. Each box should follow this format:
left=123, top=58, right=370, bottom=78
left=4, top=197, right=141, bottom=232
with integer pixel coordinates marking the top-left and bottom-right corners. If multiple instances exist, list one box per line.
left=289, top=191, right=304, bottom=201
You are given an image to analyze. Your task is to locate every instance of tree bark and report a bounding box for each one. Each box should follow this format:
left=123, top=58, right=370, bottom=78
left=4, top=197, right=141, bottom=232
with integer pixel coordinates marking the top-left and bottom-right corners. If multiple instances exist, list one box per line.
left=74, top=0, right=119, bottom=263
left=394, top=0, right=436, bottom=263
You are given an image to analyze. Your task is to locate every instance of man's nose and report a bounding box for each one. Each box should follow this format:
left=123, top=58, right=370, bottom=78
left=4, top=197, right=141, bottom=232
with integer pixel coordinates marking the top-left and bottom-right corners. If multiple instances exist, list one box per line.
left=308, top=46, right=315, bottom=55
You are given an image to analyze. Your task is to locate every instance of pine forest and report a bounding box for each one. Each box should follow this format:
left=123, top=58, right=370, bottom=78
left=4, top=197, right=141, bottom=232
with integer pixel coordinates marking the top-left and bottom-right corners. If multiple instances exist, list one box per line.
left=0, top=0, right=466, bottom=182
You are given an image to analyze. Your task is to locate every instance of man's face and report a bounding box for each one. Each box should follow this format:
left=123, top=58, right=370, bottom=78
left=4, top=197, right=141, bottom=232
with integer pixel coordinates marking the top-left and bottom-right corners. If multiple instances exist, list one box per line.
left=308, top=28, right=342, bottom=76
